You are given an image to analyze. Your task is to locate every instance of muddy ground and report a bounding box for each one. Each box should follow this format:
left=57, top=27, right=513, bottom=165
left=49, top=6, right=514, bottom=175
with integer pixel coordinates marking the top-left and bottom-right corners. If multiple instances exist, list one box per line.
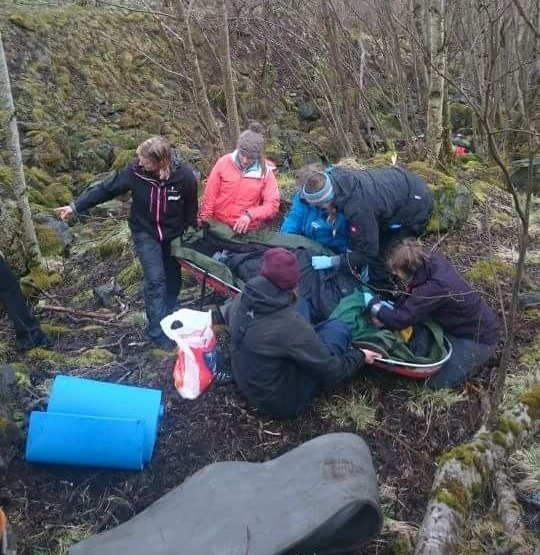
left=1, top=193, right=539, bottom=554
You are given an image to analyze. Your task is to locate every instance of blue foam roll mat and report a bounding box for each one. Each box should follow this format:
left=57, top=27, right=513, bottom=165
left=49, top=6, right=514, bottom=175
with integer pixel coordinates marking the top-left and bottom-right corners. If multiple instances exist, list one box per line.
left=48, top=375, right=163, bottom=462
left=26, top=412, right=145, bottom=470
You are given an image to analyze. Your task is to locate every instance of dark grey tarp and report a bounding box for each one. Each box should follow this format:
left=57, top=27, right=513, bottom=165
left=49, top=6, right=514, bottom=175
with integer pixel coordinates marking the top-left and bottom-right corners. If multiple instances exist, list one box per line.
left=69, top=433, right=382, bottom=555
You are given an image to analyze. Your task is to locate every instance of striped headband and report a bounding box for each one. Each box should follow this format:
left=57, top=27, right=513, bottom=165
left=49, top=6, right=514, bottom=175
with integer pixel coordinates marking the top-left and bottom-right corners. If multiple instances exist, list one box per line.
left=302, top=172, right=335, bottom=205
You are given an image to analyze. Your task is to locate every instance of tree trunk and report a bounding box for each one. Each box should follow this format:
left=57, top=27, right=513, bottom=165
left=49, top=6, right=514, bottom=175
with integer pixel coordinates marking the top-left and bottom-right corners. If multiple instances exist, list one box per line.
left=426, top=0, right=447, bottom=165
left=414, top=386, right=540, bottom=555
left=173, top=0, right=223, bottom=154
left=219, top=0, right=240, bottom=148
left=0, top=31, right=42, bottom=266
left=321, top=0, right=369, bottom=156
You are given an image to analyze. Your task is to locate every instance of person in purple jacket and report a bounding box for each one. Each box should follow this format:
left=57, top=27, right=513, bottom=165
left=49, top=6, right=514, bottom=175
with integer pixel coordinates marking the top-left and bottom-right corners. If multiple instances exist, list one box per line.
left=368, top=239, right=499, bottom=388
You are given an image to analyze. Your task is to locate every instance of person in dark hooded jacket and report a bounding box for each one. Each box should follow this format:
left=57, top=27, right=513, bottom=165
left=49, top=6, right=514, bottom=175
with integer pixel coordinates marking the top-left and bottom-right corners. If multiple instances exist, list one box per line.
left=299, top=164, right=434, bottom=289
left=55, top=136, right=198, bottom=349
left=227, top=247, right=378, bottom=419
left=368, top=239, right=499, bottom=388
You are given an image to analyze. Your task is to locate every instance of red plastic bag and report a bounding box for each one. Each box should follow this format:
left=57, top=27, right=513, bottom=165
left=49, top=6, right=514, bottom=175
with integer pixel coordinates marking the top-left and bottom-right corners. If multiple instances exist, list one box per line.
left=161, top=309, right=217, bottom=399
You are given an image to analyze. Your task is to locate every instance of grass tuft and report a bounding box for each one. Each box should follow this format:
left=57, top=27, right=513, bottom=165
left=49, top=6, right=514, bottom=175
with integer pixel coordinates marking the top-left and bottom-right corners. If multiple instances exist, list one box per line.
left=319, top=389, right=377, bottom=431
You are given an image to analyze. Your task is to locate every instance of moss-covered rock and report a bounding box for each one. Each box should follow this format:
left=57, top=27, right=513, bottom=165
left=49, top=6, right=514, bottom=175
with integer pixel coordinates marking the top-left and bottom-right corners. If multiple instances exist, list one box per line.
left=467, top=180, right=492, bottom=205
left=20, top=266, right=62, bottom=290
left=466, top=259, right=514, bottom=288
left=36, top=224, right=64, bottom=255
left=407, top=161, right=472, bottom=232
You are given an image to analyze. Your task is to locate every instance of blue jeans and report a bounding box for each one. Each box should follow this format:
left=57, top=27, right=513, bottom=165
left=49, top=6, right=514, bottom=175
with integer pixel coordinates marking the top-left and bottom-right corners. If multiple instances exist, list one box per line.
left=427, top=334, right=496, bottom=389
left=296, top=298, right=351, bottom=356
left=132, top=232, right=181, bottom=340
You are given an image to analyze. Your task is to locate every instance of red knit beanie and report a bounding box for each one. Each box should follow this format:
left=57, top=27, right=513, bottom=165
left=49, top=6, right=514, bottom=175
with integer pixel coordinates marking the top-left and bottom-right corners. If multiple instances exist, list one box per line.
left=260, top=248, right=300, bottom=291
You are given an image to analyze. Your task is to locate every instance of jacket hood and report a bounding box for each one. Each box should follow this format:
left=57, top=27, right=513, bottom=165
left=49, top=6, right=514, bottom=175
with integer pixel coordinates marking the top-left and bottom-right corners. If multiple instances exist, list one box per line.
left=242, top=276, right=294, bottom=314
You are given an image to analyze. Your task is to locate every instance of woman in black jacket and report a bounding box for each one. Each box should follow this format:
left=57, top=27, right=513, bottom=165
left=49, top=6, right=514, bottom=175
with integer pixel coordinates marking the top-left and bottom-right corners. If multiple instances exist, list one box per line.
left=299, top=163, right=434, bottom=289
left=56, top=136, right=198, bottom=349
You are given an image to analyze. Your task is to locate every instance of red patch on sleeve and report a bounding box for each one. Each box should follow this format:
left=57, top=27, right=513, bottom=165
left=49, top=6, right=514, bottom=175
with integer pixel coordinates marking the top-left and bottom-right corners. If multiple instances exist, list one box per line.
left=350, top=224, right=359, bottom=234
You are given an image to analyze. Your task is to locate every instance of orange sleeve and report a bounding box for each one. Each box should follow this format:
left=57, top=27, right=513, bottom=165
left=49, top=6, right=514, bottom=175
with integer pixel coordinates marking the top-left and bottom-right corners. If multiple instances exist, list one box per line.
left=248, top=169, right=280, bottom=222
left=199, top=159, right=222, bottom=222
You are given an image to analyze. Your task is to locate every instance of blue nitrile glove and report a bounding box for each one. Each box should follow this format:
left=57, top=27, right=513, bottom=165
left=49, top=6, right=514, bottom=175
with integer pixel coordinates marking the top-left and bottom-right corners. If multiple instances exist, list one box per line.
left=368, top=297, right=395, bottom=316
left=311, top=255, right=335, bottom=270
left=362, top=291, right=375, bottom=306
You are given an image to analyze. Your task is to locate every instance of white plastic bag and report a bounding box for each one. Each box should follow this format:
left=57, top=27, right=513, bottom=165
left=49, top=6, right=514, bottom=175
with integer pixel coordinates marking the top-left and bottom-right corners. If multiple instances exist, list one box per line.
left=160, top=309, right=217, bottom=400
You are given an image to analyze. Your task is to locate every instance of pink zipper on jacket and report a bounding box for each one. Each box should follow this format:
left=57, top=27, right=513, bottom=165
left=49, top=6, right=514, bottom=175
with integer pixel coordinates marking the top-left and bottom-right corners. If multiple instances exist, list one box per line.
left=134, top=169, right=165, bottom=241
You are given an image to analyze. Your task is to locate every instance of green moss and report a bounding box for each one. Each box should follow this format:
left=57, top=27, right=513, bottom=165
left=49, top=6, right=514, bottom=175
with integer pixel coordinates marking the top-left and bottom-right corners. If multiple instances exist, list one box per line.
left=21, top=267, right=62, bottom=290
left=9, top=12, right=40, bottom=31
left=36, top=224, right=64, bottom=255
left=518, top=335, right=540, bottom=368
left=434, top=478, right=470, bottom=515
left=491, top=431, right=508, bottom=448
left=40, top=323, right=72, bottom=335
left=492, top=211, right=513, bottom=227
left=26, top=347, right=64, bottom=364
left=111, top=149, right=136, bottom=170
left=41, top=183, right=73, bottom=207
left=97, top=220, right=131, bottom=258
left=13, top=364, right=31, bottom=388
left=77, top=347, right=115, bottom=366
left=437, top=443, right=483, bottom=472
left=407, top=161, right=457, bottom=188
left=117, top=260, right=143, bottom=287
left=0, top=165, right=14, bottom=185
left=25, top=166, right=53, bottom=190
left=26, top=346, right=114, bottom=366
left=369, top=152, right=398, bottom=168
left=27, top=187, right=47, bottom=205
left=520, top=385, right=540, bottom=420
left=468, top=180, right=492, bottom=205
left=496, top=417, right=521, bottom=436
left=146, top=348, right=176, bottom=361
left=72, top=289, right=94, bottom=303
left=466, top=259, right=514, bottom=288
left=392, top=538, right=413, bottom=555
left=265, top=140, right=287, bottom=165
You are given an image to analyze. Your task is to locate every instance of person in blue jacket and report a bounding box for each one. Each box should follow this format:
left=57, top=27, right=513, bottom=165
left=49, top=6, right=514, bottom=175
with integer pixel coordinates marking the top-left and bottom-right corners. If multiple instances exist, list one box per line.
left=281, top=190, right=349, bottom=253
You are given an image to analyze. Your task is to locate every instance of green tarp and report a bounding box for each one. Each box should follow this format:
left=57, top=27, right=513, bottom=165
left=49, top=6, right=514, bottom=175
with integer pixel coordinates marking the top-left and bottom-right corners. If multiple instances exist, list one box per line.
left=330, top=288, right=446, bottom=365
left=170, top=219, right=332, bottom=289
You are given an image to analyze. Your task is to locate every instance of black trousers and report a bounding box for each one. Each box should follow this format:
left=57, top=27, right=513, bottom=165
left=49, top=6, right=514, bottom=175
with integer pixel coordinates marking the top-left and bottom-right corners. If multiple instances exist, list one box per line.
left=0, top=257, right=43, bottom=347
left=132, top=232, right=182, bottom=340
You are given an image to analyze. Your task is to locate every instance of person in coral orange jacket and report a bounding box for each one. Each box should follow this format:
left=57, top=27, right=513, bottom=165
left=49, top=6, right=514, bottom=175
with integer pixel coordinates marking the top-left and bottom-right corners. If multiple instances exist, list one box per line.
left=199, top=122, right=280, bottom=233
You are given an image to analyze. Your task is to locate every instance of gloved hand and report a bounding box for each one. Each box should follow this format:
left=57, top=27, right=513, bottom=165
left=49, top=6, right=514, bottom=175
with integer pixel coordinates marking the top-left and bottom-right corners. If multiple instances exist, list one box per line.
left=362, top=291, right=375, bottom=306
left=311, top=255, right=335, bottom=270
left=367, top=297, right=395, bottom=316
